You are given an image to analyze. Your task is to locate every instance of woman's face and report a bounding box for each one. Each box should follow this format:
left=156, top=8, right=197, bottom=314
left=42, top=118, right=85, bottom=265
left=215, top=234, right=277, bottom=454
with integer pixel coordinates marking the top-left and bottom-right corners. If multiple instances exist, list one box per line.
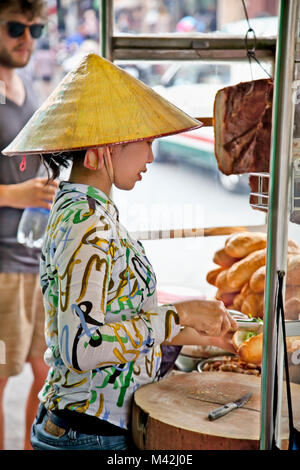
left=111, top=140, right=154, bottom=190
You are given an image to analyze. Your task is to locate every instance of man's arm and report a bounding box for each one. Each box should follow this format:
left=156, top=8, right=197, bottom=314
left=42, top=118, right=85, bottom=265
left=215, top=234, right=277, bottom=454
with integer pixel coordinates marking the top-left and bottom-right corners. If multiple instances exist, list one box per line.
left=0, top=177, right=59, bottom=209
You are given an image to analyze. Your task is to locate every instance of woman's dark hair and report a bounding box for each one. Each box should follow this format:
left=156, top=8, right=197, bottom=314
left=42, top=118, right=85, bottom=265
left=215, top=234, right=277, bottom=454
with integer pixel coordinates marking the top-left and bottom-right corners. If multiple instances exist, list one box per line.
left=0, top=0, right=48, bottom=20
left=41, top=149, right=86, bottom=181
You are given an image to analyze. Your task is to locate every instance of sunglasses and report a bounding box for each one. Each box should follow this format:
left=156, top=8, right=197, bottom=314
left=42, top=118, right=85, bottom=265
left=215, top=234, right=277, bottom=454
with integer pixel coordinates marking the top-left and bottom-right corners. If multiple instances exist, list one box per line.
left=0, top=20, right=45, bottom=39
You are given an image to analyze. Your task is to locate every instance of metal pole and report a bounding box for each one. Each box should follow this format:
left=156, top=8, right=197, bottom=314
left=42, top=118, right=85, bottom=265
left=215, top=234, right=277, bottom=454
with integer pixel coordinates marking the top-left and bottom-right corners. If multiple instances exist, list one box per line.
left=112, top=35, right=275, bottom=61
left=99, top=0, right=114, bottom=61
left=260, top=0, right=298, bottom=450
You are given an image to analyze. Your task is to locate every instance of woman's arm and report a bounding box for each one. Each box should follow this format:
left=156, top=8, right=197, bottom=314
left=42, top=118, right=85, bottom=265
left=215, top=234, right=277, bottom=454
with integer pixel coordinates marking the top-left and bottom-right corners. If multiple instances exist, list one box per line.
left=163, top=326, right=237, bottom=354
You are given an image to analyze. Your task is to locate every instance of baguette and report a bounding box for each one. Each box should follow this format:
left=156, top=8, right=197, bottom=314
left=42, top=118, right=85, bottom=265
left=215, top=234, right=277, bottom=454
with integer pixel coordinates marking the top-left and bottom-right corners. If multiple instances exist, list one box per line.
left=215, top=269, right=240, bottom=293
left=285, top=298, right=300, bottom=320
left=286, top=285, right=300, bottom=300
left=232, top=293, right=244, bottom=311
left=248, top=252, right=300, bottom=292
left=206, top=266, right=226, bottom=286
left=225, top=232, right=267, bottom=258
left=286, top=254, right=300, bottom=286
left=232, top=330, right=263, bottom=365
left=240, top=282, right=251, bottom=298
left=213, top=248, right=240, bottom=268
left=241, top=292, right=264, bottom=318
left=249, top=265, right=266, bottom=293
left=226, top=249, right=266, bottom=289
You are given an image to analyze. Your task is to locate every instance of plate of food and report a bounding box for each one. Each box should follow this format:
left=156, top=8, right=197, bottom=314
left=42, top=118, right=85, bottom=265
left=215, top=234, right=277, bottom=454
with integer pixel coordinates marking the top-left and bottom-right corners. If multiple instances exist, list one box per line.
left=197, top=355, right=261, bottom=376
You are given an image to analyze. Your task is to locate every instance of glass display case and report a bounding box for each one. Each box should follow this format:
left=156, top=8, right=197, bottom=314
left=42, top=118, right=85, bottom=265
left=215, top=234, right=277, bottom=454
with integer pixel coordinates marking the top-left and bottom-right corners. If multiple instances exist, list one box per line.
left=99, top=0, right=300, bottom=450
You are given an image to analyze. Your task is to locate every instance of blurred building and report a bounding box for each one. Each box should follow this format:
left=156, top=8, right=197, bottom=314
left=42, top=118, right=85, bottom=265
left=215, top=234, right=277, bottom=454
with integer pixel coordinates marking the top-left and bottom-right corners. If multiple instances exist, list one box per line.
left=26, top=0, right=280, bottom=104
left=217, top=0, right=279, bottom=29
left=54, top=0, right=279, bottom=37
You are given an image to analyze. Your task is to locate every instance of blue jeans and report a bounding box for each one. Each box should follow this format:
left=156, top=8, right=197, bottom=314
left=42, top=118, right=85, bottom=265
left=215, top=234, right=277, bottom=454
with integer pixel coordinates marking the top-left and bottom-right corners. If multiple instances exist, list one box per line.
left=31, top=404, right=131, bottom=450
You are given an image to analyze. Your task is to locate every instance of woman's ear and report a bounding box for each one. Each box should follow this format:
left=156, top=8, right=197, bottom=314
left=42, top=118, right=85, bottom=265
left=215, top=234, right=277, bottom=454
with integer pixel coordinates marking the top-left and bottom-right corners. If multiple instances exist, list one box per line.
left=83, top=148, right=104, bottom=170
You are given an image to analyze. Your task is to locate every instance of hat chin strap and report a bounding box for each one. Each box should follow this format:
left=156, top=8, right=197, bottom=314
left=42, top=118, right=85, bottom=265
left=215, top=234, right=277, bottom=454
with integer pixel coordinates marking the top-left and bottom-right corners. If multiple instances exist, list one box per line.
left=103, top=147, right=114, bottom=185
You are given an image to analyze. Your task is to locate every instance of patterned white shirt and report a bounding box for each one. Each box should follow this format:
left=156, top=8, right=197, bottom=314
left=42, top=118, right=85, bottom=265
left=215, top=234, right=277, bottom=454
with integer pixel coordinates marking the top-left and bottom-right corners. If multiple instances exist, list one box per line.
left=39, top=182, right=180, bottom=429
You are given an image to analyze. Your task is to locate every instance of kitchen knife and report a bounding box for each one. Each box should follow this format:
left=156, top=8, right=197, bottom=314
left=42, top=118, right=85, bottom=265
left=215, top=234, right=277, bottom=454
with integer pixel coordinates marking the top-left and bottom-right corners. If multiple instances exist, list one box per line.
left=208, top=392, right=252, bottom=421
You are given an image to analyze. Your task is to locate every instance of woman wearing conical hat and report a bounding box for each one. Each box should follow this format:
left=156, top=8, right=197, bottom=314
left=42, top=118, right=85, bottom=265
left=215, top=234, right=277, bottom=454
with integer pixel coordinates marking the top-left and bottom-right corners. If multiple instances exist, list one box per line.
left=3, top=53, right=237, bottom=450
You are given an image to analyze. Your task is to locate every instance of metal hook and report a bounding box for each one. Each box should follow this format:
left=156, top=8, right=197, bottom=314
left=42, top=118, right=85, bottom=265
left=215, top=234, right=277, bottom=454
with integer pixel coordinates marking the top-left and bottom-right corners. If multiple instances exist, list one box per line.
left=241, top=0, right=272, bottom=81
left=245, top=27, right=257, bottom=55
left=244, top=27, right=257, bottom=83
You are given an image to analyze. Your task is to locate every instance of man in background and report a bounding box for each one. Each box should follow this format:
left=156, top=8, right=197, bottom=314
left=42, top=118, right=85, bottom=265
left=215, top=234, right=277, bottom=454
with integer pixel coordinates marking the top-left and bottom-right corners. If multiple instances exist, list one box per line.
left=0, top=0, right=58, bottom=449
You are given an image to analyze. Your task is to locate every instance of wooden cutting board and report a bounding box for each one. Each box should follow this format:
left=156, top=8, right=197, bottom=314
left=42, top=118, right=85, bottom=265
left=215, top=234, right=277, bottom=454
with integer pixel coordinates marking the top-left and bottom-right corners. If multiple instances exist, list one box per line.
left=132, top=371, right=300, bottom=450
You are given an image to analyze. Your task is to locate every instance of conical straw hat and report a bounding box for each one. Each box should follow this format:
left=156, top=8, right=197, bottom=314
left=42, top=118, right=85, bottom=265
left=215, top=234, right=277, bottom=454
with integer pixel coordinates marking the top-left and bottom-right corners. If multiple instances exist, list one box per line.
left=3, top=53, right=202, bottom=156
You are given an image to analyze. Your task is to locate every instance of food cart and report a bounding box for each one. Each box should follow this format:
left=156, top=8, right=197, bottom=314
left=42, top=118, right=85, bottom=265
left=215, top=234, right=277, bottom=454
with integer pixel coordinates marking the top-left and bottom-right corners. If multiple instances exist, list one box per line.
left=99, top=0, right=300, bottom=450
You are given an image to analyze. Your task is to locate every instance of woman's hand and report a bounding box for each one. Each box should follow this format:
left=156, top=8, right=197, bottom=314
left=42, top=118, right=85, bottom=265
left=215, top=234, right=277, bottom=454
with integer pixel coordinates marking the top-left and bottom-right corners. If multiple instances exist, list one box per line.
left=163, top=325, right=237, bottom=352
left=207, top=332, right=237, bottom=354
left=174, top=299, right=237, bottom=337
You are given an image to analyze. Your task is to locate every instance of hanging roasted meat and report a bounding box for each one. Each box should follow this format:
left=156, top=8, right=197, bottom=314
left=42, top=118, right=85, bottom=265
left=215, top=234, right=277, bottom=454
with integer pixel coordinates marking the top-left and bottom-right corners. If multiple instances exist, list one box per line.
left=213, top=78, right=273, bottom=175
